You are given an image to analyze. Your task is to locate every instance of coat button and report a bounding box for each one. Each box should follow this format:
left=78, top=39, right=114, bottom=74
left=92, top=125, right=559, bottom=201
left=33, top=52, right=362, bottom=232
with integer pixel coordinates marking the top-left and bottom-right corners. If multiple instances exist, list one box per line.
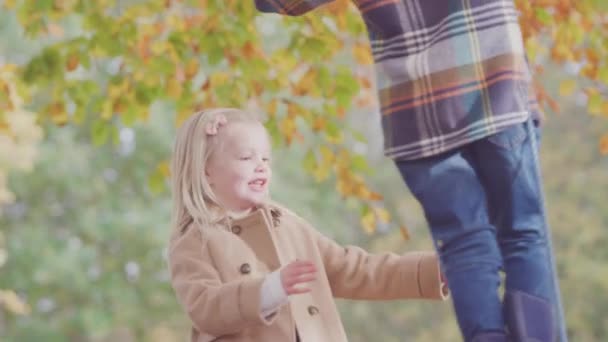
left=239, top=263, right=251, bottom=274
left=307, top=305, right=319, bottom=316
left=231, top=225, right=242, bottom=235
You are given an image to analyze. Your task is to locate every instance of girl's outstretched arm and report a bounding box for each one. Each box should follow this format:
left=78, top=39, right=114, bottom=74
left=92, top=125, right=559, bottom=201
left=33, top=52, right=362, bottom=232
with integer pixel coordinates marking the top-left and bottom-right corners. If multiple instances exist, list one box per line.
left=310, top=225, right=448, bottom=301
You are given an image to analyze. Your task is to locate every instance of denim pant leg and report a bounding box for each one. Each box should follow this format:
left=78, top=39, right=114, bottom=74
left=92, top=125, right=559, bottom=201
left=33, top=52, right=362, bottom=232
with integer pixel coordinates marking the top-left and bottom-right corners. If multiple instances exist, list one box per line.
left=470, top=119, right=565, bottom=340
left=395, top=149, right=505, bottom=340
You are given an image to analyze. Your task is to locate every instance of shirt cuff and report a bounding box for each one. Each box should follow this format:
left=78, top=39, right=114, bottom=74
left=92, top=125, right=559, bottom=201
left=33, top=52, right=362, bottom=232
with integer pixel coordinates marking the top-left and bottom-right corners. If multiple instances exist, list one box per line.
left=260, top=269, right=288, bottom=318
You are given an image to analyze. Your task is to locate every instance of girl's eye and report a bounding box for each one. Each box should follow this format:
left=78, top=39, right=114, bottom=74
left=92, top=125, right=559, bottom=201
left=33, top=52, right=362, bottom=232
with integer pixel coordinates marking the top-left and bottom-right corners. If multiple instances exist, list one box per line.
left=239, top=156, right=252, bottom=161
left=262, top=158, right=270, bottom=162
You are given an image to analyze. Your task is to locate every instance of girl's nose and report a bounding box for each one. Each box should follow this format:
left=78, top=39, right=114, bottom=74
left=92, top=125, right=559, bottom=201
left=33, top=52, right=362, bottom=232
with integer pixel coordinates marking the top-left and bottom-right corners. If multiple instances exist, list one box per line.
left=255, top=158, right=267, bottom=172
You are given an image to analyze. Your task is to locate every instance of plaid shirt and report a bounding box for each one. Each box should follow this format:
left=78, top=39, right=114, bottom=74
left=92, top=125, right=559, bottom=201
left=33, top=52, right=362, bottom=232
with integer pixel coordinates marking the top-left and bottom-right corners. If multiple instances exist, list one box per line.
left=255, top=0, right=538, bottom=160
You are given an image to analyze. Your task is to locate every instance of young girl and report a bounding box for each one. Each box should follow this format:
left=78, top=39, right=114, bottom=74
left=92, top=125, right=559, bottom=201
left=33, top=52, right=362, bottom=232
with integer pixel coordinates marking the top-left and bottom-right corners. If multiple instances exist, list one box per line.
left=168, top=108, right=448, bottom=342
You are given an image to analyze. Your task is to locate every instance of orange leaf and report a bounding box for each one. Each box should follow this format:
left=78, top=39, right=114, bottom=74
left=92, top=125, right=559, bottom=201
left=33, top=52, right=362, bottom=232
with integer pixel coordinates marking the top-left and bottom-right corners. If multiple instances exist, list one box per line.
left=312, top=116, right=326, bottom=132
left=48, top=102, right=68, bottom=126
left=353, top=43, right=373, bottom=65
left=599, top=134, right=608, bottom=155
left=399, top=226, right=411, bottom=240
left=65, top=53, right=79, bottom=72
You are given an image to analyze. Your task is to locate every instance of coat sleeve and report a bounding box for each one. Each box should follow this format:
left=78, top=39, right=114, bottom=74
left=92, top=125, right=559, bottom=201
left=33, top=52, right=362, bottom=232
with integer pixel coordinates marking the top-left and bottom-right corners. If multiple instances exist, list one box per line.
left=310, top=225, right=448, bottom=301
left=254, top=0, right=335, bottom=16
left=168, top=227, right=275, bottom=336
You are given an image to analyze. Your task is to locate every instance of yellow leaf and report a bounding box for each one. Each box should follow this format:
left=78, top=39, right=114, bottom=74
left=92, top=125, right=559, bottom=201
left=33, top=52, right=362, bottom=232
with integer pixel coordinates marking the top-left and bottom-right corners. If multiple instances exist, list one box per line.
left=287, top=102, right=299, bottom=119
left=184, top=58, right=199, bottom=80
left=294, top=68, right=317, bottom=96
left=101, top=101, right=113, bottom=120
left=335, top=149, right=350, bottom=171
left=558, top=79, right=576, bottom=97
left=209, top=72, right=229, bottom=86
left=353, top=42, right=373, bottom=65
left=312, top=164, right=331, bottom=182
left=588, top=93, right=602, bottom=115
left=319, top=145, right=335, bottom=164
left=375, top=207, right=391, bottom=223
left=167, top=14, right=186, bottom=31
left=2, top=0, right=16, bottom=9
left=0, top=121, right=9, bottom=134
left=266, top=99, right=278, bottom=118
left=279, top=117, right=296, bottom=145
left=158, top=160, right=170, bottom=177
left=176, top=108, right=192, bottom=126
left=599, top=67, right=608, bottom=85
left=108, top=80, right=129, bottom=100
left=150, top=40, right=168, bottom=55
left=0, top=289, right=30, bottom=315
left=361, top=210, right=376, bottom=234
left=525, top=38, right=539, bottom=61
left=166, top=77, right=183, bottom=98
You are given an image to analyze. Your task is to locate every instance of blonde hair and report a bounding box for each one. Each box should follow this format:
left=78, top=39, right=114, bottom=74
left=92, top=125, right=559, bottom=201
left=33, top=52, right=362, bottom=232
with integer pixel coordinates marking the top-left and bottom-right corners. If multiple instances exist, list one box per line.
left=170, top=108, right=262, bottom=234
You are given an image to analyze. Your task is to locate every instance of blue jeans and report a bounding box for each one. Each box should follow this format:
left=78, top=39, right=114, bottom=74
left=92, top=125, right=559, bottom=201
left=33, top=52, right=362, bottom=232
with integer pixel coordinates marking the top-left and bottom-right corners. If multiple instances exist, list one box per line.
left=395, top=119, right=565, bottom=341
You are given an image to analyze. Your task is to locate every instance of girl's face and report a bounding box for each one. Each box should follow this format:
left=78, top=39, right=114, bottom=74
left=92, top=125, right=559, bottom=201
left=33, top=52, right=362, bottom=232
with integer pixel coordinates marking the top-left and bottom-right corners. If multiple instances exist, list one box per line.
left=205, top=121, right=272, bottom=214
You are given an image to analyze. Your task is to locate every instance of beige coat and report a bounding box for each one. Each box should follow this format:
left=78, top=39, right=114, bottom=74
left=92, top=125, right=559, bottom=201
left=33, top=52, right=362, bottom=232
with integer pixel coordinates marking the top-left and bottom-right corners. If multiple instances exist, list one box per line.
left=168, top=204, right=447, bottom=342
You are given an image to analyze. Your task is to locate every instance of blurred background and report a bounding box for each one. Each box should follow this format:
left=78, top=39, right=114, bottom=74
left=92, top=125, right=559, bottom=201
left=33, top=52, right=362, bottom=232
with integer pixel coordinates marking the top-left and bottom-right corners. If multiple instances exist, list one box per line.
left=1, top=1, right=608, bottom=341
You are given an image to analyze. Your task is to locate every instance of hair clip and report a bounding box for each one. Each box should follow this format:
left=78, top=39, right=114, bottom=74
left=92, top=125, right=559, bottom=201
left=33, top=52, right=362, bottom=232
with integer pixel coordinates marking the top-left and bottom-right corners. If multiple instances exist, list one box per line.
left=205, top=115, right=227, bottom=136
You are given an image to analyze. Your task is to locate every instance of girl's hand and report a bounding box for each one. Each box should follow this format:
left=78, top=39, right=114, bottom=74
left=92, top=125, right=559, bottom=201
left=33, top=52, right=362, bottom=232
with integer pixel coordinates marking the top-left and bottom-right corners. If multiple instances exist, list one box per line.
left=280, top=260, right=317, bottom=295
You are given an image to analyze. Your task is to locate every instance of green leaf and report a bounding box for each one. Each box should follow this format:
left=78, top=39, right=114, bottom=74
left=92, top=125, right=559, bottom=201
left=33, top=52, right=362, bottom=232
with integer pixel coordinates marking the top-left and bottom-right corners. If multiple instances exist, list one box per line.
left=302, top=149, right=317, bottom=173
left=534, top=8, right=552, bottom=25
left=148, top=168, right=167, bottom=194
left=122, top=105, right=138, bottom=127
left=351, top=154, right=369, bottom=172
left=598, top=67, right=608, bottom=86
left=325, top=121, right=340, bottom=139
left=588, top=93, right=602, bottom=115
left=91, top=119, right=110, bottom=145
left=300, top=37, right=327, bottom=61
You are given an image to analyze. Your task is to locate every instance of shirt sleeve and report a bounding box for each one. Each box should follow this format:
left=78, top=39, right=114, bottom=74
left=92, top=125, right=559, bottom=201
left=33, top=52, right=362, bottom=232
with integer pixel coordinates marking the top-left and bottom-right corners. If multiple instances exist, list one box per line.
left=254, top=0, right=336, bottom=16
left=260, top=268, right=289, bottom=318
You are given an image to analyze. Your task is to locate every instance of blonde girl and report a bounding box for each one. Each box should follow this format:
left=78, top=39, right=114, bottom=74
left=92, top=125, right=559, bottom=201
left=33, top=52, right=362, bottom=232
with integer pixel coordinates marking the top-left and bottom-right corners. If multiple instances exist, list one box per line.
left=168, top=108, right=448, bottom=342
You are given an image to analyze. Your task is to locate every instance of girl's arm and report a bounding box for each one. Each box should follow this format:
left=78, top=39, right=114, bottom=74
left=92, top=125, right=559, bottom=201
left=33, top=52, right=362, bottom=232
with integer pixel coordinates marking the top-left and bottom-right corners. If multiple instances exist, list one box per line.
left=168, top=228, right=276, bottom=337
left=312, top=228, right=448, bottom=301
left=254, top=0, right=335, bottom=16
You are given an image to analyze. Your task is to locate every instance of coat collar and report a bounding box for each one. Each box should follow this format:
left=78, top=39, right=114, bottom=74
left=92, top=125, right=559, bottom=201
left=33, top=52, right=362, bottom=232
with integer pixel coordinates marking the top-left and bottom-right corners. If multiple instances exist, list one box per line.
left=179, top=202, right=283, bottom=236
left=228, top=203, right=282, bottom=229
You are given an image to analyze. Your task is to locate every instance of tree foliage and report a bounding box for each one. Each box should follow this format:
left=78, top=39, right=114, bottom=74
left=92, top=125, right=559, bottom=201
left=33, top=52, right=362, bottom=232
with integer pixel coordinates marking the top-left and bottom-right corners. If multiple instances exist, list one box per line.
left=0, top=0, right=607, bottom=231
